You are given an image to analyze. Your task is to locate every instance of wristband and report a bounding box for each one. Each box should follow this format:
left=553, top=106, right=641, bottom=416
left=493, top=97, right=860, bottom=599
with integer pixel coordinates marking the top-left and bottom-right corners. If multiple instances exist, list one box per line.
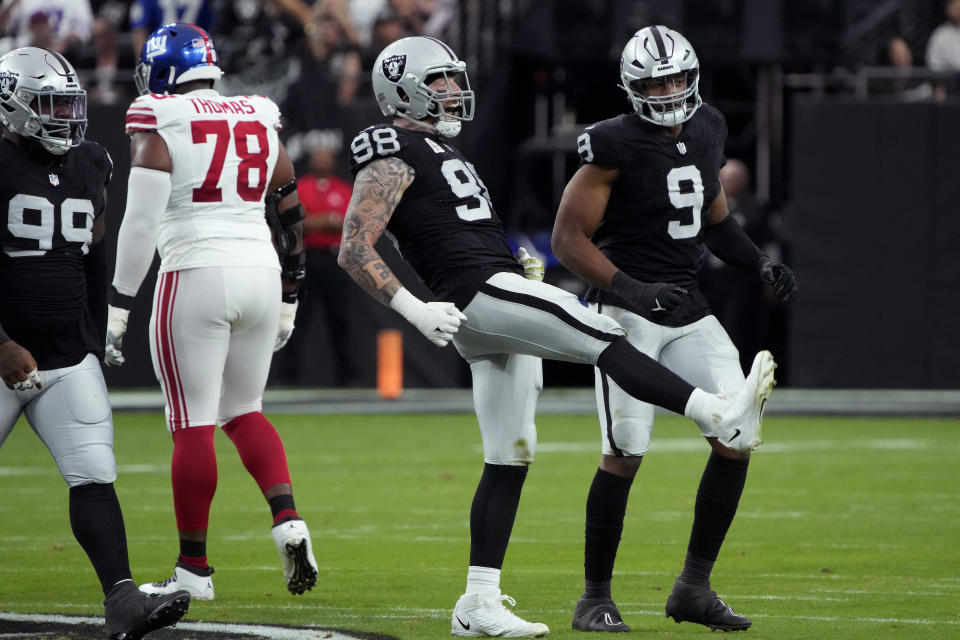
left=108, top=285, right=136, bottom=310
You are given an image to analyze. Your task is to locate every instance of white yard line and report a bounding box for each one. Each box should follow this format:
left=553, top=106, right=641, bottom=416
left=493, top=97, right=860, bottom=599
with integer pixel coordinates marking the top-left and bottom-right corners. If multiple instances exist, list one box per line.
left=0, top=612, right=383, bottom=639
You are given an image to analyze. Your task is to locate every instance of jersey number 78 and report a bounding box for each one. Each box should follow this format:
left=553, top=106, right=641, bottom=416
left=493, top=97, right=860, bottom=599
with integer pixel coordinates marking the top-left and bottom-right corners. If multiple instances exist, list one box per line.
left=191, top=120, right=270, bottom=203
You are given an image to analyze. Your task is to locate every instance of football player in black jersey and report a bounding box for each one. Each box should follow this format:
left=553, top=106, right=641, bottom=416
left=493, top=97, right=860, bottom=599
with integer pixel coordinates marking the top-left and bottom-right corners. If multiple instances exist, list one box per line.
left=0, top=47, right=190, bottom=639
left=552, top=26, right=798, bottom=633
left=341, top=36, right=778, bottom=638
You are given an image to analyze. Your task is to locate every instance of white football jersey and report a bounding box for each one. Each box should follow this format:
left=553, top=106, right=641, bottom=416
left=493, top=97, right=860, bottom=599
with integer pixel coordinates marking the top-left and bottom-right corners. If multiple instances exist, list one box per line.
left=124, top=89, right=281, bottom=273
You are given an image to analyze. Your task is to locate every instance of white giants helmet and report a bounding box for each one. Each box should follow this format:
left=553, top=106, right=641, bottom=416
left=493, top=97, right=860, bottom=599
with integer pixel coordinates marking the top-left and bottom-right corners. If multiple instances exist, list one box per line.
left=619, top=25, right=702, bottom=127
left=372, top=36, right=475, bottom=138
left=0, top=47, right=86, bottom=155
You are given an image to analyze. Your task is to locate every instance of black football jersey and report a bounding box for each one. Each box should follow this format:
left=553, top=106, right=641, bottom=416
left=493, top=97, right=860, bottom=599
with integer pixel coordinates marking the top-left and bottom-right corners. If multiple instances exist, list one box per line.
left=0, top=138, right=112, bottom=369
left=577, top=104, right=727, bottom=326
left=349, top=125, right=522, bottom=309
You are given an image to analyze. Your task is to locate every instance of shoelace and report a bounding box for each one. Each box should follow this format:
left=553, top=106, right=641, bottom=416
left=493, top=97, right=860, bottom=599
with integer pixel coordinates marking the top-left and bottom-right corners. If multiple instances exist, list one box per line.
left=478, top=594, right=540, bottom=632
left=152, top=574, right=177, bottom=587
left=713, top=596, right=736, bottom=614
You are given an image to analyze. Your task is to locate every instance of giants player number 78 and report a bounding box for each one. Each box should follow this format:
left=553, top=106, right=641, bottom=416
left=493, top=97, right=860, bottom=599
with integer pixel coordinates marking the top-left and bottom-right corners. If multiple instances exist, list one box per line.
left=105, top=22, right=319, bottom=603
left=106, top=35, right=305, bottom=365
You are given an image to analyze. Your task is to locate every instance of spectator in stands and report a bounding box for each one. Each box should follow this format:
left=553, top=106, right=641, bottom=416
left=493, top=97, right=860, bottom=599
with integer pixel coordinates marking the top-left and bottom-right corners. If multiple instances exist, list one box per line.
left=129, top=0, right=215, bottom=60
left=0, top=0, right=93, bottom=54
left=273, top=141, right=357, bottom=386
left=307, top=2, right=362, bottom=105
left=280, top=1, right=361, bottom=161
left=24, top=9, right=53, bottom=48
left=387, top=0, right=455, bottom=38
left=213, top=0, right=301, bottom=99
left=419, top=0, right=456, bottom=39
left=926, top=0, right=960, bottom=72
left=360, top=8, right=409, bottom=79
left=348, top=0, right=386, bottom=47
left=389, top=0, right=429, bottom=34
left=880, top=36, right=945, bottom=102
left=90, top=0, right=127, bottom=30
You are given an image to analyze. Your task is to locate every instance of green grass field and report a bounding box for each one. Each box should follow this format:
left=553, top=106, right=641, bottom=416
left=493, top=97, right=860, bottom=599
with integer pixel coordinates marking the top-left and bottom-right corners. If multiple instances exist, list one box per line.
left=0, top=412, right=958, bottom=639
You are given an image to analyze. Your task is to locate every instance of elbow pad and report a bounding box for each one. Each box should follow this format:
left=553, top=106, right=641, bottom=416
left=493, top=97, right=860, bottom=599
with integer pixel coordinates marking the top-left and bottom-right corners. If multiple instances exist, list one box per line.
left=267, top=179, right=297, bottom=204
left=282, top=251, right=306, bottom=283
left=276, top=203, right=305, bottom=253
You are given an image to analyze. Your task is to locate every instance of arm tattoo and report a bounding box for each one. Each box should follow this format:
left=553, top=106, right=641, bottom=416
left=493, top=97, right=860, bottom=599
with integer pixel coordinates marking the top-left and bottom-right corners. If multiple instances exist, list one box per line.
left=338, top=157, right=415, bottom=306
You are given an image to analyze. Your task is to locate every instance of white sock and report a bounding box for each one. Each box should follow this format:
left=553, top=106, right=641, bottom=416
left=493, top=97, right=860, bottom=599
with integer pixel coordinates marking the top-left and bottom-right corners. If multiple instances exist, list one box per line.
left=466, top=566, right=501, bottom=595
left=684, top=388, right=723, bottom=433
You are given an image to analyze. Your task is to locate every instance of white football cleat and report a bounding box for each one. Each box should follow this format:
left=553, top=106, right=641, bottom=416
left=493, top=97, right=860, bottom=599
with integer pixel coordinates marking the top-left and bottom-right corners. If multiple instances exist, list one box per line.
left=139, top=561, right=215, bottom=601
left=271, top=518, right=318, bottom=595
left=452, top=592, right=550, bottom=637
left=717, top=350, right=777, bottom=453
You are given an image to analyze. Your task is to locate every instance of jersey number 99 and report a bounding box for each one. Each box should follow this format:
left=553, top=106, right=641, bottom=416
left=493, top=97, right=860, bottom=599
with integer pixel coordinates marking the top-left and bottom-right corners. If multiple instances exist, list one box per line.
left=4, top=195, right=94, bottom=257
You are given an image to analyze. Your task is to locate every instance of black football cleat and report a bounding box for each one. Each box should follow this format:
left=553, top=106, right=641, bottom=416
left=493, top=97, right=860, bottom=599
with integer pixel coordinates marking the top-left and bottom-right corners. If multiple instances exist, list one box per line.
left=104, top=580, right=190, bottom=640
left=571, top=594, right=631, bottom=632
left=664, top=579, right=751, bottom=632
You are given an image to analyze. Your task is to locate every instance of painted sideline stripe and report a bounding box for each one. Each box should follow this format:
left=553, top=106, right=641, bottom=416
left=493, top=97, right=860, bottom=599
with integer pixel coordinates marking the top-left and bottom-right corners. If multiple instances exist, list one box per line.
left=0, top=613, right=392, bottom=639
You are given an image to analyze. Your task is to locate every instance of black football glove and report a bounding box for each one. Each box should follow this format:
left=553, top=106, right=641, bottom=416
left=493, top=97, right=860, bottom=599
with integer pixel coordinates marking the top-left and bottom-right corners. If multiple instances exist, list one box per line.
left=759, top=258, right=798, bottom=305
left=611, top=271, right=688, bottom=313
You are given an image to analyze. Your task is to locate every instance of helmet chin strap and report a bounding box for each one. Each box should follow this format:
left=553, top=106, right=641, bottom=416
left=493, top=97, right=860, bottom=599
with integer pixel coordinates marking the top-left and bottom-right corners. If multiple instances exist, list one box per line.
left=649, top=105, right=687, bottom=126
left=435, top=119, right=461, bottom=138
left=395, top=110, right=462, bottom=138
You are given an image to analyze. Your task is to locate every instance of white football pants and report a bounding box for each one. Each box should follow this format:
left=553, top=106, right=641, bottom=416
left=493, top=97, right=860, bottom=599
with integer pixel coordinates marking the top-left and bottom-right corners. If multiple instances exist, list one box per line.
left=0, top=353, right=116, bottom=487
left=455, top=271, right=626, bottom=465
left=591, top=304, right=745, bottom=456
left=149, top=266, right=280, bottom=432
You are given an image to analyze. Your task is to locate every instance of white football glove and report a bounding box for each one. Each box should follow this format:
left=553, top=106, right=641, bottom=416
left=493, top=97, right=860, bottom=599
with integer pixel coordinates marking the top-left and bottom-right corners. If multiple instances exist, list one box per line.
left=517, top=247, right=545, bottom=281
left=104, top=305, right=130, bottom=367
left=274, top=300, right=299, bottom=352
left=389, top=288, right=466, bottom=348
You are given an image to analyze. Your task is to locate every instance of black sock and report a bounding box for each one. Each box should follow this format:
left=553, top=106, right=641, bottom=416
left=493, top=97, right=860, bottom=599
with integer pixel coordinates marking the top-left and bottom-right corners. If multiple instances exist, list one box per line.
left=469, top=463, right=528, bottom=568
left=679, top=553, right=715, bottom=587
left=682, top=452, right=750, bottom=583
left=596, top=337, right=695, bottom=415
left=69, top=483, right=132, bottom=595
left=268, top=494, right=297, bottom=521
left=179, top=539, right=206, bottom=560
left=584, top=578, right=611, bottom=599
left=584, top=468, right=633, bottom=589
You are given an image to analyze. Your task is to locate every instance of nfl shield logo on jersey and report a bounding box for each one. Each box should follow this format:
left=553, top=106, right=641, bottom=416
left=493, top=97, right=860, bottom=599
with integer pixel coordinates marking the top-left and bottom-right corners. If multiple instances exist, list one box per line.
left=382, top=54, right=407, bottom=82
left=49, top=173, right=59, bottom=186
left=676, top=142, right=687, bottom=155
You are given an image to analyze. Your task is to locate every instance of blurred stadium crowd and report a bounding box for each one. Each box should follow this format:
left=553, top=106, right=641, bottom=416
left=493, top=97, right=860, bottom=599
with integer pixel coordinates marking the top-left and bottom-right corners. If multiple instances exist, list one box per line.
left=0, top=0, right=454, bottom=160
left=3, top=0, right=956, bottom=388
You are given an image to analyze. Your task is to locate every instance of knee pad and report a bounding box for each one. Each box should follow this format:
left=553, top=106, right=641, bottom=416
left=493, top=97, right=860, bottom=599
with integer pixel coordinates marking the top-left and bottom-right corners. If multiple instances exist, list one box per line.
left=483, top=428, right=538, bottom=465
left=604, top=416, right=653, bottom=457
left=62, top=440, right=117, bottom=487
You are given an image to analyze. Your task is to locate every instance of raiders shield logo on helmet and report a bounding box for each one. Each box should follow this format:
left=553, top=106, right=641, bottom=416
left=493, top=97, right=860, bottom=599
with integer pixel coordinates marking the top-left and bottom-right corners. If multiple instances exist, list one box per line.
left=382, top=54, right=407, bottom=82
left=0, top=71, right=17, bottom=98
